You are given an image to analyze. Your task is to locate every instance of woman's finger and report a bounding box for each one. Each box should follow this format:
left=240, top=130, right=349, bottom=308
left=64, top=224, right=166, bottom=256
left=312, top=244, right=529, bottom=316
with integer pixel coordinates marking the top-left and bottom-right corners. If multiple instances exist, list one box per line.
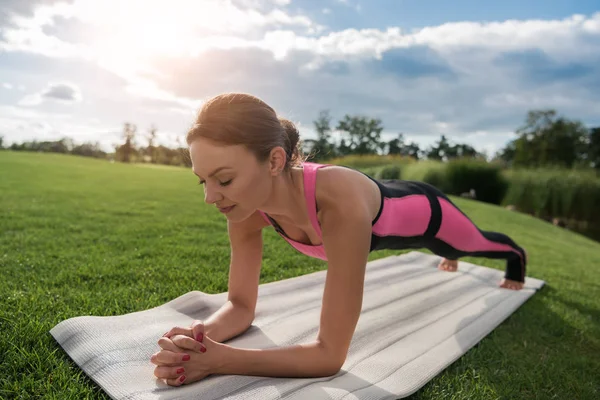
left=153, top=365, right=186, bottom=380
left=166, top=374, right=187, bottom=386
left=157, top=336, right=185, bottom=353
left=170, top=334, right=207, bottom=353
left=190, top=320, right=205, bottom=342
left=163, top=326, right=193, bottom=339
left=150, top=349, right=191, bottom=366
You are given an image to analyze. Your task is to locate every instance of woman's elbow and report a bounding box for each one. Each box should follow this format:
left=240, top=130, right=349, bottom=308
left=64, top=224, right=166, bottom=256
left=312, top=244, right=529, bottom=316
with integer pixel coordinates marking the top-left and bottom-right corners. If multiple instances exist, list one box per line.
left=325, top=362, right=343, bottom=376
left=317, top=360, right=343, bottom=377
left=318, top=347, right=346, bottom=376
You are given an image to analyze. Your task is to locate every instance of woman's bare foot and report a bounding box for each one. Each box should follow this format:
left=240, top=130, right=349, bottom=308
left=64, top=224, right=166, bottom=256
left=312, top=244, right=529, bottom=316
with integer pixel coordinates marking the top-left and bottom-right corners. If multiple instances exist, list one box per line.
left=499, top=278, right=524, bottom=290
left=438, top=258, right=458, bottom=272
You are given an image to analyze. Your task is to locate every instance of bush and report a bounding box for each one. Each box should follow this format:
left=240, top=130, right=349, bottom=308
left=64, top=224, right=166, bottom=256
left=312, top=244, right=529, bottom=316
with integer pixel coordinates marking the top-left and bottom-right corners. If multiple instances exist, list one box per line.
left=326, top=154, right=414, bottom=169
left=401, top=161, right=450, bottom=192
left=445, top=159, right=509, bottom=204
left=502, top=168, right=600, bottom=224
left=377, top=164, right=403, bottom=180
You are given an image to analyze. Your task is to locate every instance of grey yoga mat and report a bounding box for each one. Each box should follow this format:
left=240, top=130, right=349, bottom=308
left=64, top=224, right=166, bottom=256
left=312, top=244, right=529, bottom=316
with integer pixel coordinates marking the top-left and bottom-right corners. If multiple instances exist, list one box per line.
left=50, top=251, right=545, bottom=400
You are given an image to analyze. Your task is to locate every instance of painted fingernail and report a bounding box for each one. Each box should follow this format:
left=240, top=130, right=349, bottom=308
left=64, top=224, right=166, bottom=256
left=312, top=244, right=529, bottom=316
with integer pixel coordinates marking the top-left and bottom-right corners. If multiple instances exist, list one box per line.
left=179, top=375, right=186, bottom=383
left=200, top=345, right=206, bottom=353
left=176, top=368, right=184, bottom=374
left=182, top=354, right=190, bottom=361
left=196, top=332, right=203, bottom=342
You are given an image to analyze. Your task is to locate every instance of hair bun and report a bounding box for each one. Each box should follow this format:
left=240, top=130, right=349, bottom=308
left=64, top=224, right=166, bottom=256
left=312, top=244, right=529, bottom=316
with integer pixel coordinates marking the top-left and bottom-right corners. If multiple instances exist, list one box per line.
left=278, top=117, right=301, bottom=165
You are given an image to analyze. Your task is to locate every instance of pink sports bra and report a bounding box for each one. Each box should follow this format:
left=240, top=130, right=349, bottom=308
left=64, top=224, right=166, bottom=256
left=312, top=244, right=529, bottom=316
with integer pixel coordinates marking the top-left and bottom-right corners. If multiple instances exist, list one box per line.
left=258, top=162, right=330, bottom=261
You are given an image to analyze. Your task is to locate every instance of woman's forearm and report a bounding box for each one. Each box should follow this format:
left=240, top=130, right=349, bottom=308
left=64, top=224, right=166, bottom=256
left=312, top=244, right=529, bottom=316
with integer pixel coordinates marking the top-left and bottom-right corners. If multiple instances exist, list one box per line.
left=216, top=341, right=341, bottom=378
left=203, top=300, right=254, bottom=343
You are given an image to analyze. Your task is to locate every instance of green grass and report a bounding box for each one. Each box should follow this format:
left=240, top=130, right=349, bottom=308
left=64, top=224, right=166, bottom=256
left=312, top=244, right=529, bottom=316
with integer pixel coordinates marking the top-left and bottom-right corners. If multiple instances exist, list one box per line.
left=2, top=151, right=599, bottom=399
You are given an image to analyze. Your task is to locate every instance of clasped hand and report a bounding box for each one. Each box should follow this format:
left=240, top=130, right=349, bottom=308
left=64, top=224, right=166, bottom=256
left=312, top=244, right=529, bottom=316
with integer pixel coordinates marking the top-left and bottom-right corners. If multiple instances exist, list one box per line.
left=150, top=320, right=221, bottom=386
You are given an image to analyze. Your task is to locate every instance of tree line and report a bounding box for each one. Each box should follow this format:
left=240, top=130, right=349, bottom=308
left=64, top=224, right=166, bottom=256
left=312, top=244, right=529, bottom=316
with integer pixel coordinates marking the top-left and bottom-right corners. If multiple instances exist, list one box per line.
left=2, top=108, right=599, bottom=171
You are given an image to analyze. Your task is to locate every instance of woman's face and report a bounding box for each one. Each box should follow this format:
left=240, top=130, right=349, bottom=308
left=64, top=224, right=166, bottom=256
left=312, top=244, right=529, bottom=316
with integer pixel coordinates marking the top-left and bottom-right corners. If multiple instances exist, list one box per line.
left=189, top=137, right=275, bottom=222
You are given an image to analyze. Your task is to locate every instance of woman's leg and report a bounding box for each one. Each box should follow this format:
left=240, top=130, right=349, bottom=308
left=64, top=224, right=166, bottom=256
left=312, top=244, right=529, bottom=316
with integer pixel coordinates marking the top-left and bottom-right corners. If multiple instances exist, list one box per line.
left=417, top=182, right=527, bottom=283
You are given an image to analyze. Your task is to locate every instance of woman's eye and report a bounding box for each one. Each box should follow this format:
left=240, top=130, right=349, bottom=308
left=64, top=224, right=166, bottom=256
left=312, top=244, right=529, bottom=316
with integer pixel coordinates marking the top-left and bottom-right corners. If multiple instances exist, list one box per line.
left=197, top=179, right=232, bottom=187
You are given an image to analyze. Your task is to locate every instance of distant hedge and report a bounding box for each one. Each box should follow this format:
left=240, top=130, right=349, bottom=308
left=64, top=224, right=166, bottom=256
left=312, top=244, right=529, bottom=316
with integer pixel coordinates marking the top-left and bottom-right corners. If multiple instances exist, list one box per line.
left=324, top=154, right=414, bottom=169
left=444, top=159, right=509, bottom=205
left=400, top=161, right=449, bottom=192
left=502, top=168, right=600, bottom=225
left=333, top=156, right=599, bottom=226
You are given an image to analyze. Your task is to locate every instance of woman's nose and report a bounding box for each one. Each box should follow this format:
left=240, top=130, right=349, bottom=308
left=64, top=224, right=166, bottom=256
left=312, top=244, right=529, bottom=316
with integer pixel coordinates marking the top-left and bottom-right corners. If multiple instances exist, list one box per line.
left=203, top=184, right=222, bottom=205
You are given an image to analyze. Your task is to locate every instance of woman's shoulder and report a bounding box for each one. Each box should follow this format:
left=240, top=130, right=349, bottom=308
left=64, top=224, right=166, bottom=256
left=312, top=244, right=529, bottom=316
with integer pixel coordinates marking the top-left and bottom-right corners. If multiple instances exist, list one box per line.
left=313, top=163, right=381, bottom=221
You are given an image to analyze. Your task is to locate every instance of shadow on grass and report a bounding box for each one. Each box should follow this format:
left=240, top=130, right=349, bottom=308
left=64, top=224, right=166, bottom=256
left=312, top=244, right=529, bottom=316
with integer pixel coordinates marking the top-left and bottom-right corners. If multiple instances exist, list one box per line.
left=406, top=284, right=599, bottom=400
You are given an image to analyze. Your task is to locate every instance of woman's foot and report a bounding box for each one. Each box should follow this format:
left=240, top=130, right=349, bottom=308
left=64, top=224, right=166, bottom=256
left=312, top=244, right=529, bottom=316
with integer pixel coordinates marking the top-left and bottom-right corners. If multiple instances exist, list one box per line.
left=438, top=258, right=458, bottom=272
left=499, top=278, right=524, bottom=290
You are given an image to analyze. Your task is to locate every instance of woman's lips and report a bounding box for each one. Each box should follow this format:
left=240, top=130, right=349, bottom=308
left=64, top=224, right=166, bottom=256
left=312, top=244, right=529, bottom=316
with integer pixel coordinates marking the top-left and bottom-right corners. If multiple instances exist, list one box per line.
left=218, top=205, right=236, bottom=214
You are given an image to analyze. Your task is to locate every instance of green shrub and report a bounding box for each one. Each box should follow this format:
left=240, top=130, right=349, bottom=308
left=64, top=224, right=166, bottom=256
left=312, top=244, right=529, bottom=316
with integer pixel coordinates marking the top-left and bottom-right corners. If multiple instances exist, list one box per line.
left=502, top=168, right=600, bottom=223
left=444, top=159, right=509, bottom=204
left=377, top=164, right=403, bottom=180
left=401, top=161, right=450, bottom=192
left=360, top=166, right=384, bottom=178
left=326, top=154, right=414, bottom=169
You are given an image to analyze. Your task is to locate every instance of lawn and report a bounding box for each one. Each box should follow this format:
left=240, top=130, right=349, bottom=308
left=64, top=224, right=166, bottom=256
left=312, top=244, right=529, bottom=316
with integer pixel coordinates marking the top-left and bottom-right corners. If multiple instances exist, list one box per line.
left=1, top=151, right=599, bottom=399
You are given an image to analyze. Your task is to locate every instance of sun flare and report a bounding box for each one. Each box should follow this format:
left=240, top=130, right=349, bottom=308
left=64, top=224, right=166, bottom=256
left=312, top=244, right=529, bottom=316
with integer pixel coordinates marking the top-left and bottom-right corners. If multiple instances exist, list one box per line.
left=71, top=0, right=246, bottom=58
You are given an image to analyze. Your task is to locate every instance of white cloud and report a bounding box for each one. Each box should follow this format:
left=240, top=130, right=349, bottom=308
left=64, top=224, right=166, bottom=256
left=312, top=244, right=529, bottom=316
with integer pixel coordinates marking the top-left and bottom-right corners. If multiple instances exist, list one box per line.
left=1, top=2, right=599, bottom=156
left=2, top=83, right=12, bottom=89
left=263, top=12, right=600, bottom=62
left=18, top=93, right=43, bottom=106
left=123, top=77, right=200, bottom=111
left=18, top=82, right=81, bottom=106
left=0, top=0, right=322, bottom=108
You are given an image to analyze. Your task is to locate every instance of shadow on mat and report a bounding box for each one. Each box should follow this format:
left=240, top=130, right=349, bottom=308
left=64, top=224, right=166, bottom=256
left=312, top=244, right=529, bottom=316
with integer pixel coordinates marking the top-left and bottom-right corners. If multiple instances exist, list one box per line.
left=404, top=282, right=596, bottom=400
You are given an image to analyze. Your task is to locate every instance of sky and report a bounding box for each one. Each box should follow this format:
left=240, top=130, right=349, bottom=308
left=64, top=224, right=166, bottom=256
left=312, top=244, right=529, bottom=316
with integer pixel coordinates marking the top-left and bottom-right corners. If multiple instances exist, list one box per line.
left=1, top=0, right=599, bottom=157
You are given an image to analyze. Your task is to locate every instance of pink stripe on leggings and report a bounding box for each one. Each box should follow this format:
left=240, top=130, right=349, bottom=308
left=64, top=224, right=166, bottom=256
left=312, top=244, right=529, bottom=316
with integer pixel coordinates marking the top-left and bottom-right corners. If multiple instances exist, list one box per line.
left=435, top=198, right=520, bottom=258
left=373, top=195, right=431, bottom=237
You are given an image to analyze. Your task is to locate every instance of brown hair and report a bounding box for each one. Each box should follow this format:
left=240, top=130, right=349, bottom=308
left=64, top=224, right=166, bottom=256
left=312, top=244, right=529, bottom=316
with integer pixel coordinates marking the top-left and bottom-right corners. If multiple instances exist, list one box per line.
left=186, top=93, right=306, bottom=170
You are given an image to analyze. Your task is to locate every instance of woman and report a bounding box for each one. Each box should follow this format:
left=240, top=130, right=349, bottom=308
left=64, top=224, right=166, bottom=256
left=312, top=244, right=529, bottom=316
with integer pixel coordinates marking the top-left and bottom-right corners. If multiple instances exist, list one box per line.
left=150, top=93, right=527, bottom=387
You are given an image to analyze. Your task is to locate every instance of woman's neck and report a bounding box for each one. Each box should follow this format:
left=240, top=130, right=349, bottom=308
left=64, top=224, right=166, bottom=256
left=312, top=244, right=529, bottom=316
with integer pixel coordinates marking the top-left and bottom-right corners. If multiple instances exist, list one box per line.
left=259, top=167, right=306, bottom=224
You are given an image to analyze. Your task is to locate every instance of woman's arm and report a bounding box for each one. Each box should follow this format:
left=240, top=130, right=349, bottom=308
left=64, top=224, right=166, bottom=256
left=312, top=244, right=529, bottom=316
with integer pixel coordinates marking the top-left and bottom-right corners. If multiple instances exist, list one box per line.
left=216, top=341, right=340, bottom=377
left=215, top=177, right=374, bottom=378
left=202, top=210, right=268, bottom=343
left=203, top=300, right=255, bottom=343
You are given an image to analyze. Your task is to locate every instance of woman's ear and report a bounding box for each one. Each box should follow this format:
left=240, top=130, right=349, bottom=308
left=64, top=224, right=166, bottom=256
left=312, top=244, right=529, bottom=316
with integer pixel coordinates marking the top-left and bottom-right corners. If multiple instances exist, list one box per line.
left=268, top=146, right=287, bottom=175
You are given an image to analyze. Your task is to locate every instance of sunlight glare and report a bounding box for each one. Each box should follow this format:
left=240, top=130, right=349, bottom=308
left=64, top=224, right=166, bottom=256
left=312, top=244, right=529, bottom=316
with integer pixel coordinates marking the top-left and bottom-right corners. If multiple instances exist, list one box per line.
left=72, top=0, right=246, bottom=58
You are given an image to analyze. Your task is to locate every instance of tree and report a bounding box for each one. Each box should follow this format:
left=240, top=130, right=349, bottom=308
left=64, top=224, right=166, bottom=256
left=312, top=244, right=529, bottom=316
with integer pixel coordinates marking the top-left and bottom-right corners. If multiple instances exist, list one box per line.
left=304, top=110, right=337, bottom=161
left=426, top=135, right=452, bottom=160
left=454, top=143, right=479, bottom=158
left=115, top=123, right=137, bottom=163
left=511, top=109, right=588, bottom=168
left=385, top=133, right=422, bottom=159
left=495, top=139, right=516, bottom=165
left=404, top=142, right=422, bottom=160
left=335, top=115, right=384, bottom=155
left=587, top=127, right=600, bottom=170
left=385, top=133, right=403, bottom=155
left=146, top=125, right=158, bottom=163
left=426, top=135, right=483, bottom=161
